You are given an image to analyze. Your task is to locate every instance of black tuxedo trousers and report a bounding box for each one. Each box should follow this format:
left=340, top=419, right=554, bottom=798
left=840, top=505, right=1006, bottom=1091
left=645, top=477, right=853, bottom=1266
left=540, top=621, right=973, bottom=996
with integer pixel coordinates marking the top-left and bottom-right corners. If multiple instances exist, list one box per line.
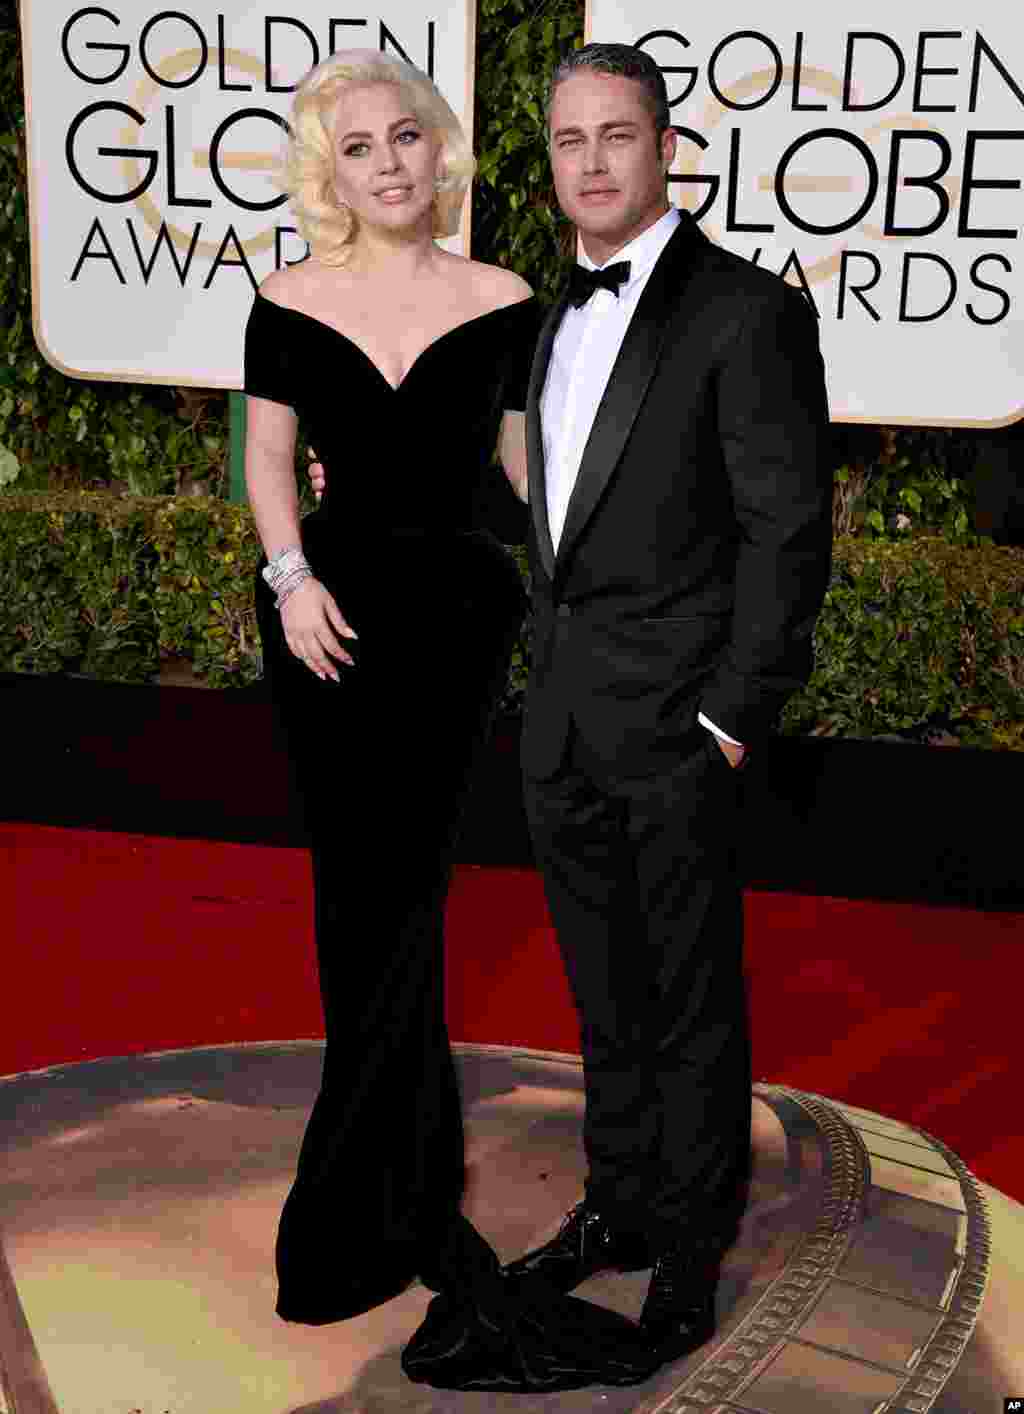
left=523, top=719, right=751, bottom=1251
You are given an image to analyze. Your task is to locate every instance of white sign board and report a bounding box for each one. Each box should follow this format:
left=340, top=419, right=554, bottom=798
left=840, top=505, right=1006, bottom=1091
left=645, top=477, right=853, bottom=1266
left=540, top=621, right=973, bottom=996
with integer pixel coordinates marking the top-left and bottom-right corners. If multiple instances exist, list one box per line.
left=586, top=4, right=1024, bottom=426
left=21, top=3, right=475, bottom=388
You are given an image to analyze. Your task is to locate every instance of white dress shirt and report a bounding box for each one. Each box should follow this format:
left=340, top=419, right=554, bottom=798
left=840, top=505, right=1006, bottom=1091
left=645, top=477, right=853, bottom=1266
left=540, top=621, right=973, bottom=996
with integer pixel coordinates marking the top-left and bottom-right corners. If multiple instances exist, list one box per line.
left=540, top=207, right=741, bottom=748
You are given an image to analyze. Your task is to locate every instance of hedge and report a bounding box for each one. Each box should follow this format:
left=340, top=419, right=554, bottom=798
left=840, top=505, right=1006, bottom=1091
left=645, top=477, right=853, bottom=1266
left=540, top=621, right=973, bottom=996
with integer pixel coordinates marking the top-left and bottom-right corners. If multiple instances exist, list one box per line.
left=0, top=492, right=157, bottom=681
left=3, top=492, right=1022, bottom=747
left=780, top=537, right=1024, bottom=750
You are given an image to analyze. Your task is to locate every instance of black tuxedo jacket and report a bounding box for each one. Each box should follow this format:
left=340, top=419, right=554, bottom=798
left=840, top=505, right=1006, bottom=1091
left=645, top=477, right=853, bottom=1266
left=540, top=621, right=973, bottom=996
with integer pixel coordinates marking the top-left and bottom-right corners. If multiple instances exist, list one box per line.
left=521, top=212, right=834, bottom=780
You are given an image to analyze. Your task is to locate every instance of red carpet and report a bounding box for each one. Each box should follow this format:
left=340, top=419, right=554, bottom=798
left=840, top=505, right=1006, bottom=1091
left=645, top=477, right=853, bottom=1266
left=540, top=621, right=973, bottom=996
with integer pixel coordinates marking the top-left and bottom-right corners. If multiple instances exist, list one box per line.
left=6, top=822, right=1022, bottom=1199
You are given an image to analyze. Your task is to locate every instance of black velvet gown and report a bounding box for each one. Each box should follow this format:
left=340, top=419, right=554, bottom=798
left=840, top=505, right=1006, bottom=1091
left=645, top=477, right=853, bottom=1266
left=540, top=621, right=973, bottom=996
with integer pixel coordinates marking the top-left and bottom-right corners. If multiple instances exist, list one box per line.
left=244, top=290, right=661, bottom=1392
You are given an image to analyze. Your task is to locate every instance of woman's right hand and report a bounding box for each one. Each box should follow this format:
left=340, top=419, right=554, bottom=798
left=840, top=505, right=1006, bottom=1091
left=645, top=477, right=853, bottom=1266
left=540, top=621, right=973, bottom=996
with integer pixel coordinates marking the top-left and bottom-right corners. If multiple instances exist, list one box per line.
left=280, top=577, right=357, bottom=680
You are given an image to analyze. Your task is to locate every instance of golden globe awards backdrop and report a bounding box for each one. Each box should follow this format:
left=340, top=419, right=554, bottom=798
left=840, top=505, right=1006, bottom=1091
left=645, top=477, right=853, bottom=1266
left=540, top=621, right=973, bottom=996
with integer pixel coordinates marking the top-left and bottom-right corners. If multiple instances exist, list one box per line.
left=20, top=3, right=475, bottom=388
left=585, top=5, right=1024, bottom=427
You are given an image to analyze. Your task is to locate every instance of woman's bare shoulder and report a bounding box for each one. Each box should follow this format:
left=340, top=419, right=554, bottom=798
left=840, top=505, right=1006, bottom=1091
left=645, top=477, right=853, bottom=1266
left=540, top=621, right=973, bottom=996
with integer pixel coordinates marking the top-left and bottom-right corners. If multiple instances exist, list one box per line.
left=441, top=253, right=533, bottom=310
left=258, top=261, right=331, bottom=312
left=470, top=259, right=534, bottom=306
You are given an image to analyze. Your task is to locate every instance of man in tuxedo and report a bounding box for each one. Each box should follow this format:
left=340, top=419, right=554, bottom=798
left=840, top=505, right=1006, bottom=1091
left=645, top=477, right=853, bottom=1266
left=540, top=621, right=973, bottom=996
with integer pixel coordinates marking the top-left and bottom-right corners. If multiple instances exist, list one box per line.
left=501, top=43, right=833, bottom=1362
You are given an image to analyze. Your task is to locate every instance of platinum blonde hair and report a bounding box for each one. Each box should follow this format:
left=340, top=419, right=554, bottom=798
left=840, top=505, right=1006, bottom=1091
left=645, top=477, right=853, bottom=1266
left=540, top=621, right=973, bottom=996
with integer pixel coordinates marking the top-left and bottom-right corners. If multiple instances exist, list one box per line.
left=281, top=49, right=475, bottom=266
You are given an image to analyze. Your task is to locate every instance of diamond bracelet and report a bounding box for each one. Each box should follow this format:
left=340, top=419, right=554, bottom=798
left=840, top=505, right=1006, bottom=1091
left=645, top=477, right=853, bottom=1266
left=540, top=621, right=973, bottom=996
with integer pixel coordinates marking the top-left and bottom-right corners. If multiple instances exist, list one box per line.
left=261, top=545, right=308, bottom=593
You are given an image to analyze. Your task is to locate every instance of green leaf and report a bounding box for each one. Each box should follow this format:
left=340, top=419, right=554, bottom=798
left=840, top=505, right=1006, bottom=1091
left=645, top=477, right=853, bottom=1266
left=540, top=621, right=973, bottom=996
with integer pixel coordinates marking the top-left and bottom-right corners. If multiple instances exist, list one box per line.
left=0, top=441, right=19, bottom=486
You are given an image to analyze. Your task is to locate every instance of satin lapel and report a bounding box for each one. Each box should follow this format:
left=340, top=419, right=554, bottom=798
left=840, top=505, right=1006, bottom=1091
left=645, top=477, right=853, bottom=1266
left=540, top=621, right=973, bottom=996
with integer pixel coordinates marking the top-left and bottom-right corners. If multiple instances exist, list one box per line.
left=555, top=218, right=705, bottom=572
left=525, top=292, right=569, bottom=583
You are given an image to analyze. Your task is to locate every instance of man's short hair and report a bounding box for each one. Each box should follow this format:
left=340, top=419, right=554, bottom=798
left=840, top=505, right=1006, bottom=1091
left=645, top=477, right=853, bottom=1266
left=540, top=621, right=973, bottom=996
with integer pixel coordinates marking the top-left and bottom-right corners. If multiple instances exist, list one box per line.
left=547, top=43, right=671, bottom=139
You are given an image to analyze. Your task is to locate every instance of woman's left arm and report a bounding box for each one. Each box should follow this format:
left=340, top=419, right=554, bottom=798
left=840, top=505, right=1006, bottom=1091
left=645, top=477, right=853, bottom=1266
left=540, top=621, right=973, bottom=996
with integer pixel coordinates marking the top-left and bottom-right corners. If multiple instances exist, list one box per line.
left=498, top=410, right=528, bottom=503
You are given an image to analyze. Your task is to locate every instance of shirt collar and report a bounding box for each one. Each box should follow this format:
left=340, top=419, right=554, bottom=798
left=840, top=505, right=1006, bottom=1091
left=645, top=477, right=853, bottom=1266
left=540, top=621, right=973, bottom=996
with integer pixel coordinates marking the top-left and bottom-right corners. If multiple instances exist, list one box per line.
left=580, top=206, right=682, bottom=289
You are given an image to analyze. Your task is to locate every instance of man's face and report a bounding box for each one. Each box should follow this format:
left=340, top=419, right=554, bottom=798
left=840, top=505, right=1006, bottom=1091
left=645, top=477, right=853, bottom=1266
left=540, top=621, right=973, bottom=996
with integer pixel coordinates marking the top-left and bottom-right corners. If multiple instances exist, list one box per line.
left=548, top=69, right=677, bottom=263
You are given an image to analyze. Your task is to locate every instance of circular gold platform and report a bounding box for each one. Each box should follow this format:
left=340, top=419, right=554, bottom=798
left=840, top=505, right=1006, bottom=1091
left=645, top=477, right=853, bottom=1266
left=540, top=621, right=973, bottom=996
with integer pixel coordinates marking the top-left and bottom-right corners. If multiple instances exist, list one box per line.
left=0, top=1043, right=1019, bottom=1412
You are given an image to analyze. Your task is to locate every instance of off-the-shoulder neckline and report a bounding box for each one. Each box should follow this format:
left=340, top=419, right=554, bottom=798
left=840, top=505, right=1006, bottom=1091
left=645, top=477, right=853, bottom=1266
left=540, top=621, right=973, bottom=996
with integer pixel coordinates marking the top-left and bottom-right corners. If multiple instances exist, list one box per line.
left=255, top=291, right=537, bottom=393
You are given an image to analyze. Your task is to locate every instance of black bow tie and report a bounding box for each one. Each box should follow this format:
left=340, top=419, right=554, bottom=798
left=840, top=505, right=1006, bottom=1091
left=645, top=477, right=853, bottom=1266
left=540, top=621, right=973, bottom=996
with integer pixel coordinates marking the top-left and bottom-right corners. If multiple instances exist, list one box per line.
left=567, top=261, right=632, bottom=308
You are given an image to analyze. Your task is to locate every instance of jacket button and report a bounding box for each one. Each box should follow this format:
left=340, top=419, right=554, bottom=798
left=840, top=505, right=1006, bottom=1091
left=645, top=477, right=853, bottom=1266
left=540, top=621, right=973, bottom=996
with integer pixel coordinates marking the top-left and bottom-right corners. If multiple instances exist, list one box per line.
left=557, top=604, right=572, bottom=618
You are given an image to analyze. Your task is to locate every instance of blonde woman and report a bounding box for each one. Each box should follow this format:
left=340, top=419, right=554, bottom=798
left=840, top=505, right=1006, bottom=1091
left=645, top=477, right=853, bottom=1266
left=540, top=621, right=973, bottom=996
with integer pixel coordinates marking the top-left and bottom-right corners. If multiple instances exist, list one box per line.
left=244, top=51, right=654, bottom=1391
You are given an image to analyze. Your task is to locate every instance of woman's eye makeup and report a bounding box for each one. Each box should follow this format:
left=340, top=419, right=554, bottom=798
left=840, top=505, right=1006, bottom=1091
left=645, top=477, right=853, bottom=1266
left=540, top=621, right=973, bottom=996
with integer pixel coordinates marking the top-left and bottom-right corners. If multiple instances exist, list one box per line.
left=342, top=128, right=421, bottom=157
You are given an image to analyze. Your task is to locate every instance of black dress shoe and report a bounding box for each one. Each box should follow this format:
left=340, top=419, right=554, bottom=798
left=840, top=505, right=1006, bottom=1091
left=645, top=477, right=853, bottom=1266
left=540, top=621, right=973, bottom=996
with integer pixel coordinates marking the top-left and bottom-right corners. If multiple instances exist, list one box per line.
left=639, top=1245, right=718, bottom=1364
left=502, top=1201, right=653, bottom=1293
